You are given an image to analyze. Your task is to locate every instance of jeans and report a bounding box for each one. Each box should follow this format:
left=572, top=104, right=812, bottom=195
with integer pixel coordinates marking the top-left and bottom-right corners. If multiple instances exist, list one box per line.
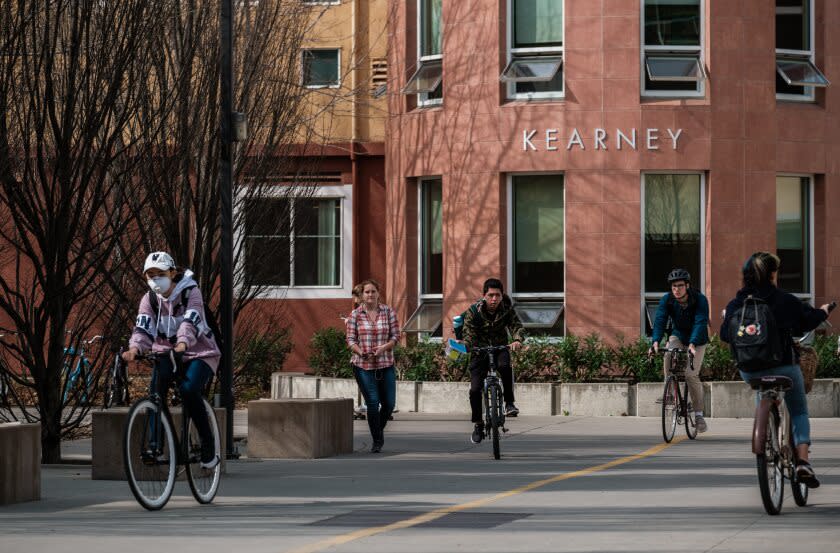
left=353, top=365, right=396, bottom=444
left=469, top=349, right=515, bottom=424
left=740, top=364, right=810, bottom=446
left=151, top=357, right=215, bottom=455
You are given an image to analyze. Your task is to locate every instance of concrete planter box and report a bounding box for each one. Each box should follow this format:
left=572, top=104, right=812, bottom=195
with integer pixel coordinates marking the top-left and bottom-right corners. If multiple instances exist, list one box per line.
left=710, top=381, right=754, bottom=418
left=396, top=381, right=418, bottom=412
left=417, top=381, right=471, bottom=414
left=92, top=407, right=227, bottom=480
left=318, top=377, right=358, bottom=401
left=634, top=383, right=664, bottom=417
left=0, top=422, right=41, bottom=505
left=514, top=383, right=557, bottom=416
left=271, top=372, right=306, bottom=399
left=559, top=383, right=629, bottom=416
left=291, top=376, right=319, bottom=399
left=247, top=398, right=353, bottom=458
left=806, top=379, right=834, bottom=417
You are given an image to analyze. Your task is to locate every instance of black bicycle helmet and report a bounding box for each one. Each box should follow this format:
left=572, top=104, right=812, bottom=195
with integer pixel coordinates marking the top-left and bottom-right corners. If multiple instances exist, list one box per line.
left=667, top=268, right=691, bottom=283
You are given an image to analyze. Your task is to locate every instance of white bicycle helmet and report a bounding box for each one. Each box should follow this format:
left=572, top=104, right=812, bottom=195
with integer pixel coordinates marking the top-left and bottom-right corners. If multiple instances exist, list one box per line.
left=143, top=251, right=175, bottom=273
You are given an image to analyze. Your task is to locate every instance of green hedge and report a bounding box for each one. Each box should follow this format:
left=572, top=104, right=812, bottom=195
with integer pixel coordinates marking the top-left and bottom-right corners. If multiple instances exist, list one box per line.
left=307, top=327, right=840, bottom=383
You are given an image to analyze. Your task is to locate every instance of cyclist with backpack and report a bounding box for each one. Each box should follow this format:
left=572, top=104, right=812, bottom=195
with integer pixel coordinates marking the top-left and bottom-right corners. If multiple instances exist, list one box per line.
left=650, top=268, right=711, bottom=433
left=720, top=251, right=832, bottom=488
left=460, top=278, right=524, bottom=444
left=122, top=251, right=221, bottom=470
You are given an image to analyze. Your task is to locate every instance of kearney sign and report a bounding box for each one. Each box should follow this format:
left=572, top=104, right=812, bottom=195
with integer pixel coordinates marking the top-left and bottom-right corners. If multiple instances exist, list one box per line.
left=522, top=128, right=683, bottom=151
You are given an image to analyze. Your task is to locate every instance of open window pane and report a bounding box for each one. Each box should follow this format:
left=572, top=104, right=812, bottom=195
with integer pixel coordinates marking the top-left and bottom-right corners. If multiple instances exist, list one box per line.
left=645, top=55, right=705, bottom=82
left=776, top=176, right=810, bottom=294
left=402, top=301, right=442, bottom=334
left=402, top=59, right=443, bottom=94
left=776, top=58, right=829, bottom=87
left=514, top=0, right=563, bottom=48
left=513, top=174, right=564, bottom=293
left=644, top=174, right=701, bottom=294
left=514, top=302, right=564, bottom=328
left=644, top=0, right=701, bottom=47
left=421, top=179, right=443, bottom=295
left=501, top=56, right=562, bottom=83
left=776, top=0, right=809, bottom=51
left=302, top=49, right=339, bottom=87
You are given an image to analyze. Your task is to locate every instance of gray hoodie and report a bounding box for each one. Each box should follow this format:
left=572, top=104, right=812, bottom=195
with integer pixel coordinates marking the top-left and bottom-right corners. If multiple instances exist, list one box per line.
left=129, top=270, right=221, bottom=372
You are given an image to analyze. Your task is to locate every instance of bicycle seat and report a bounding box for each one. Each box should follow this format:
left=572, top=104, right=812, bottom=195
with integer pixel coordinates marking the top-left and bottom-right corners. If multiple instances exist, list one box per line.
left=748, top=375, right=793, bottom=391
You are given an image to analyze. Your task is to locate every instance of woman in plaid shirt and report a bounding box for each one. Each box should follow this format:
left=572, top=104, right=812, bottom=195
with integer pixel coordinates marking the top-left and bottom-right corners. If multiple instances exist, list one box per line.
left=345, top=279, right=400, bottom=453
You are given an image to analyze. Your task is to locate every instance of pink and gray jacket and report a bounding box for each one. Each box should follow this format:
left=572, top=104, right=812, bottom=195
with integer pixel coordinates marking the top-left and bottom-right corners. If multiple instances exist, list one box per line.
left=129, top=270, right=221, bottom=373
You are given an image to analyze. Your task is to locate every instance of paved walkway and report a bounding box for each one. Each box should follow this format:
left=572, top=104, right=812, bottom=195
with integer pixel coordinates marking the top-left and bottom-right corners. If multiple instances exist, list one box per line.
left=4, top=415, right=840, bottom=553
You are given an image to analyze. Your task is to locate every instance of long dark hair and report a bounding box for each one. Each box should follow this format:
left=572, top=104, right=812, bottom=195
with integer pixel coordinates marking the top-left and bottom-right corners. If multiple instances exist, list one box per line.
left=742, top=251, right=780, bottom=289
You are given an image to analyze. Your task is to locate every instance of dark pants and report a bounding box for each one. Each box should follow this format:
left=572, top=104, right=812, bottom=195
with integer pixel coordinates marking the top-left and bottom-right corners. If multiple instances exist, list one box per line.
left=469, top=349, right=514, bottom=424
left=151, top=357, right=215, bottom=455
left=353, top=365, right=396, bottom=444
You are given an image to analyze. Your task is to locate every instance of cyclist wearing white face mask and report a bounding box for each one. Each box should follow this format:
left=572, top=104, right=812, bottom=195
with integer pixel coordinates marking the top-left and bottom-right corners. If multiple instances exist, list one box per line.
left=122, top=251, right=221, bottom=469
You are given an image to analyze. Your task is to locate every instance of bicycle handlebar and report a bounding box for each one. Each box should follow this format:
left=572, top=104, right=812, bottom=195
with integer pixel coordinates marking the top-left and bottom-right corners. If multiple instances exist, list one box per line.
left=470, top=344, right=511, bottom=354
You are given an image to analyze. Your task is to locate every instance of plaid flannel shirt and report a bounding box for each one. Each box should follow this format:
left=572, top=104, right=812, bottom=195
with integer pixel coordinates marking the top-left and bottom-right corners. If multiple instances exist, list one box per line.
left=346, top=303, right=400, bottom=370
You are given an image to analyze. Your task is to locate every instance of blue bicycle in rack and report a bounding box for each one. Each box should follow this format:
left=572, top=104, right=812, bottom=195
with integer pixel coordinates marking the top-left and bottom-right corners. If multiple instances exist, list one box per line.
left=62, top=335, right=102, bottom=405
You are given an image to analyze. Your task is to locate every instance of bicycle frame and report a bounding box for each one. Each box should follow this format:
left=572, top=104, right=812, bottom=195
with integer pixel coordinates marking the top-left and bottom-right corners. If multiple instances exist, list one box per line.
left=752, top=389, right=791, bottom=464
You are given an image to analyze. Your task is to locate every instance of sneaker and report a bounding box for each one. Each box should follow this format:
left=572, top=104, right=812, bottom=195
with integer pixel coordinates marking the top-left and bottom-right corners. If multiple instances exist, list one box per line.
left=370, top=440, right=383, bottom=453
left=796, top=461, right=821, bottom=489
left=695, top=415, right=708, bottom=433
left=470, top=424, right=484, bottom=444
left=505, top=403, right=520, bottom=417
left=199, top=454, right=220, bottom=470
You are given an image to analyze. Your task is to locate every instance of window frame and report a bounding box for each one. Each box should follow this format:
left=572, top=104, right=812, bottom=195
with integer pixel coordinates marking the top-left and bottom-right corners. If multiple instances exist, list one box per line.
left=301, top=48, right=341, bottom=89
left=640, top=0, right=706, bottom=98
left=640, top=172, right=706, bottom=331
left=506, top=172, right=566, bottom=338
left=505, top=0, right=565, bottom=101
left=775, top=0, right=824, bottom=102
left=302, top=0, right=340, bottom=5
left=418, top=177, right=444, bottom=301
left=776, top=173, right=815, bottom=303
left=414, top=0, right=443, bottom=107
left=237, top=184, right=354, bottom=299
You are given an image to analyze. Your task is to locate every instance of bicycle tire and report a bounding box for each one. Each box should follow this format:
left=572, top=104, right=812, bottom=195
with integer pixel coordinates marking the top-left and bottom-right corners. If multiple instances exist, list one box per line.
left=489, top=385, right=501, bottom=460
left=103, top=372, right=114, bottom=409
left=123, top=398, right=177, bottom=511
left=186, top=399, right=222, bottom=504
left=756, top=406, right=784, bottom=515
left=683, top=381, right=697, bottom=440
left=661, top=376, right=679, bottom=443
left=789, top=419, right=809, bottom=507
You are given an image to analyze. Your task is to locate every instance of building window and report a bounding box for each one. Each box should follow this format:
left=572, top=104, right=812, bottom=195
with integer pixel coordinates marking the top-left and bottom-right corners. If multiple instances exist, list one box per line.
left=302, top=49, right=340, bottom=88
left=404, top=178, right=443, bottom=337
left=509, top=174, right=565, bottom=337
left=403, top=0, right=443, bottom=105
left=242, top=186, right=352, bottom=299
left=642, top=0, right=706, bottom=97
left=776, top=176, right=812, bottom=297
left=776, top=0, right=829, bottom=101
left=643, top=173, right=703, bottom=333
left=502, top=0, right=564, bottom=100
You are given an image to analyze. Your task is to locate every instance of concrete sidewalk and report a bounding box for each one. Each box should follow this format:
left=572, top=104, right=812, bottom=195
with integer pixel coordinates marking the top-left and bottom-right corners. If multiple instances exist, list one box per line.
left=5, top=414, right=840, bottom=553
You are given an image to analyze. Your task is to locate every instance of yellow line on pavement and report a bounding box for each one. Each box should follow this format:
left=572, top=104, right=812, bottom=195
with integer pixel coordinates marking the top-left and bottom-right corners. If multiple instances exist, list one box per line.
left=284, top=436, right=686, bottom=553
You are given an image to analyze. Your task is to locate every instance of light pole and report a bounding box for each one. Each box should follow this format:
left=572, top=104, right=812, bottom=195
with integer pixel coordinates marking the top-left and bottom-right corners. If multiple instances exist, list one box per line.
left=219, top=0, right=235, bottom=458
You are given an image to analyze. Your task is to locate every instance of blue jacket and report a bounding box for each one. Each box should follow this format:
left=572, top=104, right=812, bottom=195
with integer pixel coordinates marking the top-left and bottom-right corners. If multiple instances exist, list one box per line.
left=652, top=288, right=710, bottom=346
left=720, top=285, right=827, bottom=366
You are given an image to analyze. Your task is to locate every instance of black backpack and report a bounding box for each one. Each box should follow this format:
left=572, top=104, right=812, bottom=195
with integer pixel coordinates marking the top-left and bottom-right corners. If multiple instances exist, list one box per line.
left=727, top=295, right=783, bottom=371
left=147, top=286, right=220, bottom=344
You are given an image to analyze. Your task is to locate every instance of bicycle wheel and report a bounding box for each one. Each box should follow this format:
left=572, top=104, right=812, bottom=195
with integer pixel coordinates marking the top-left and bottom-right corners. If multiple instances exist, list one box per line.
left=103, top=371, right=114, bottom=409
left=683, top=382, right=697, bottom=440
left=789, top=420, right=809, bottom=507
left=756, top=406, right=784, bottom=515
left=123, top=399, right=177, bottom=511
left=186, top=399, right=222, bottom=504
left=661, top=376, right=679, bottom=443
left=489, top=385, right=501, bottom=460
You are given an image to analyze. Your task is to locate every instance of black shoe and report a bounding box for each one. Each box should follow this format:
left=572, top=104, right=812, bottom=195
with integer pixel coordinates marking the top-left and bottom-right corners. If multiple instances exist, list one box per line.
left=797, top=461, right=820, bottom=489
left=505, top=403, right=519, bottom=417
left=470, top=424, right=484, bottom=444
left=370, top=440, right=383, bottom=453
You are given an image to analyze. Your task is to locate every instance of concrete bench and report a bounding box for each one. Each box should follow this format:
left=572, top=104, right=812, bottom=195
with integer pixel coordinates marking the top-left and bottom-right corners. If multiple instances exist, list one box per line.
left=0, top=422, right=41, bottom=505
left=92, top=406, right=227, bottom=480
left=247, top=398, right=353, bottom=459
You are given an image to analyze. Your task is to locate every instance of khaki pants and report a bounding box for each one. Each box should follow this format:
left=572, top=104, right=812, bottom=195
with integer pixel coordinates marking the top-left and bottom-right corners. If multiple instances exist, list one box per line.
left=664, top=336, right=705, bottom=415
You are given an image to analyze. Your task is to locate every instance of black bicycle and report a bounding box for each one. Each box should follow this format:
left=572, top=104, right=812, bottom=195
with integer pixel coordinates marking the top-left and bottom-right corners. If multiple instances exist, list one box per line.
left=655, top=348, right=697, bottom=443
left=103, top=347, right=130, bottom=409
left=471, top=345, right=509, bottom=460
left=123, top=351, right=221, bottom=510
